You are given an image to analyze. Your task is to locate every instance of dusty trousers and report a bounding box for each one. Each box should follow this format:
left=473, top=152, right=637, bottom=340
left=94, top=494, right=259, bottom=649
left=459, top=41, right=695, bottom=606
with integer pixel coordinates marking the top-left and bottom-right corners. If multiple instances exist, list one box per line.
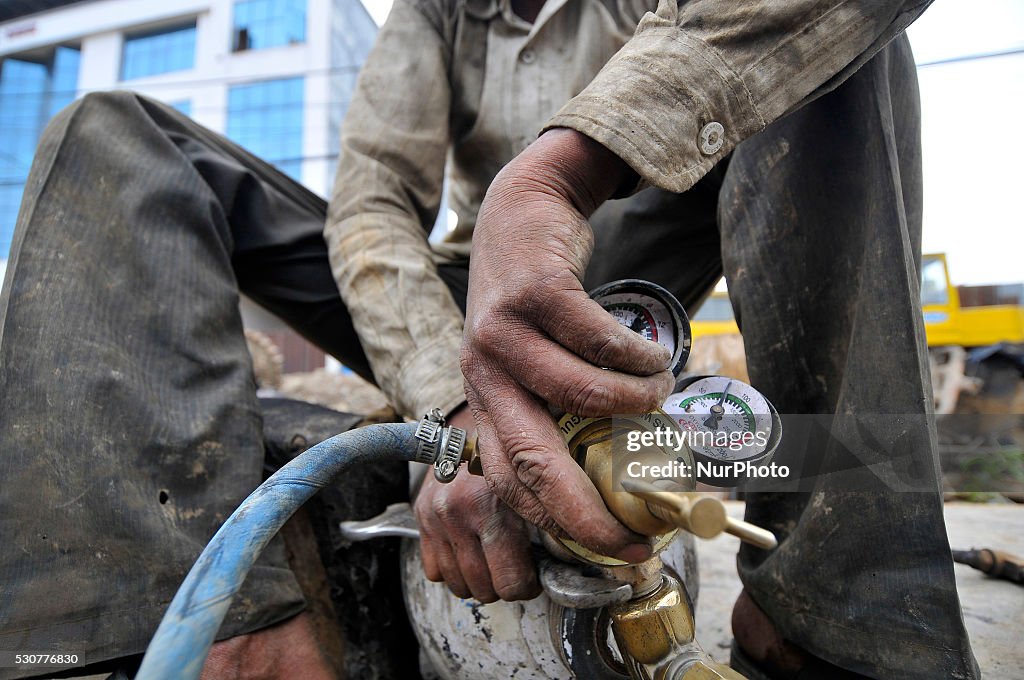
left=0, top=35, right=978, bottom=680
left=585, top=34, right=980, bottom=680
left=0, top=92, right=429, bottom=679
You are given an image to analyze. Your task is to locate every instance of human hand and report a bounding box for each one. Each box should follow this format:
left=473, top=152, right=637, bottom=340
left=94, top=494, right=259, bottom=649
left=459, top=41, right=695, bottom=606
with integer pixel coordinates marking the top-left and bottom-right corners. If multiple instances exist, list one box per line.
left=414, top=458, right=539, bottom=603
left=461, top=128, right=676, bottom=563
left=446, top=401, right=477, bottom=436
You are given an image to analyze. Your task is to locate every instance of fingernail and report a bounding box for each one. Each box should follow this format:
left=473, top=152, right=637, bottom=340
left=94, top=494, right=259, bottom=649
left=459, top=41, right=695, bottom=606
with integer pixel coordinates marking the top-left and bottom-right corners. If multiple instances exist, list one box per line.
left=616, top=542, right=653, bottom=563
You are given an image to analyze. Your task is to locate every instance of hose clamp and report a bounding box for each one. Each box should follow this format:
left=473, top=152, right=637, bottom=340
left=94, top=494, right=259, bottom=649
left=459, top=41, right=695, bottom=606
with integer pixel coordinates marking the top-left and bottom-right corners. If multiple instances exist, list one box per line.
left=414, top=408, right=446, bottom=464
left=415, top=408, right=467, bottom=484
left=434, top=426, right=465, bottom=484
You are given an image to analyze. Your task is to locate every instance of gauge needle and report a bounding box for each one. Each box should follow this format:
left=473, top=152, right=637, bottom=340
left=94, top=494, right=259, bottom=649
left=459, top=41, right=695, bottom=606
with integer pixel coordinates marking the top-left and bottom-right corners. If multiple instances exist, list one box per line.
left=704, top=380, right=733, bottom=429
left=629, top=314, right=645, bottom=333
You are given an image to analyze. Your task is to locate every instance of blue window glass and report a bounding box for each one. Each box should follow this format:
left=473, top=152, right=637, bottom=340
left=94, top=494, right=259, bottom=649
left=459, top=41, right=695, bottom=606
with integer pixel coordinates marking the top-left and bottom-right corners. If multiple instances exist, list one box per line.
left=233, top=0, right=306, bottom=51
left=122, top=24, right=196, bottom=81
left=0, top=46, right=80, bottom=262
left=48, top=47, right=80, bottom=117
left=227, top=78, right=304, bottom=181
left=169, top=100, right=192, bottom=117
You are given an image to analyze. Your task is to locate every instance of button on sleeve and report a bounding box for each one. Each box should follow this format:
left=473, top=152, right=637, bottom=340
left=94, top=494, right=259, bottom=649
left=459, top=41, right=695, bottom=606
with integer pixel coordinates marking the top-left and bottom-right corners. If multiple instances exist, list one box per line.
left=544, top=0, right=933, bottom=194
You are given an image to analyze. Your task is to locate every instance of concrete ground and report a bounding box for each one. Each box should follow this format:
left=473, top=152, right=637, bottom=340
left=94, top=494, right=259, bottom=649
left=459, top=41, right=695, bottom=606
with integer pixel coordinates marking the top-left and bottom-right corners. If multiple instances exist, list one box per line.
left=695, top=502, right=1024, bottom=677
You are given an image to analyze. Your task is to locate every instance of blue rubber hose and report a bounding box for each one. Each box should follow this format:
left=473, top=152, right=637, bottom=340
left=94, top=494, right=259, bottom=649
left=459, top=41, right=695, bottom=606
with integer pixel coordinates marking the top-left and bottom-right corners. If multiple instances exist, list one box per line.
left=136, top=422, right=423, bottom=680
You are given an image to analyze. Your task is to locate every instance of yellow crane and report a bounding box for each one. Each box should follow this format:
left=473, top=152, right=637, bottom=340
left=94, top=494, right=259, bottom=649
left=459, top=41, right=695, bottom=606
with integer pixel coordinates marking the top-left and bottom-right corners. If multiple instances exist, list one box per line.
left=688, top=253, right=1024, bottom=417
left=921, top=253, right=1024, bottom=348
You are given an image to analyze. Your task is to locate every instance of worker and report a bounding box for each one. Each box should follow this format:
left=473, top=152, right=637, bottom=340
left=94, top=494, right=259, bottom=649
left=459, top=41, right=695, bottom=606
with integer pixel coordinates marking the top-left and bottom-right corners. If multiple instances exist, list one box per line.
left=0, top=0, right=979, bottom=679
left=459, top=12, right=984, bottom=680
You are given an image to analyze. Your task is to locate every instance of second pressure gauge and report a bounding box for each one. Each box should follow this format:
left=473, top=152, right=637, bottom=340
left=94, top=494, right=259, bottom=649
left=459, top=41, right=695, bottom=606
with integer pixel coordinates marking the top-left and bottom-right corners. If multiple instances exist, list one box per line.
left=663, top=376, right=781, bottom=465
left=589, top=279, right=691, bottom=378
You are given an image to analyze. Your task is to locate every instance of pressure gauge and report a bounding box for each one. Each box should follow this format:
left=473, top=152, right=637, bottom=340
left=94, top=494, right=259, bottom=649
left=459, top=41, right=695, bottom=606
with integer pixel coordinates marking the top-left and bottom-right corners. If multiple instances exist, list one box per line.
left=663, top=376, right=781, bottom=465
left=589, top=279, right=691, bottom=378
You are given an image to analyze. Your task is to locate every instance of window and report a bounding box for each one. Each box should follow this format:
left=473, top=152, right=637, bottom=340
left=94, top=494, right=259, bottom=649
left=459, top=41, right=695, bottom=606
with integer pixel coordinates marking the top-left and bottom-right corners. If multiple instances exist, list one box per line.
left=227, top=78, right=304, bottom=181
left=0, top=46, right=80, bottom=262
left=921, top=257, right=949, bottom=307
left=122, top=24, right=196, bottom=81
left=693, top=294, right=736, bottom=322
left=233, top=0, right=306, bottom=51
left=169, top=100, right=192, bottom=117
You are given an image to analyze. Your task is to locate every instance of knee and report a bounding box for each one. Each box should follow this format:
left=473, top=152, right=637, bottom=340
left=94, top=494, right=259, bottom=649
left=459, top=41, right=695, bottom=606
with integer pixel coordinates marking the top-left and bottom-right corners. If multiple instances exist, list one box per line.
left=40, top=91, right=148, bottom=144
left=73, top=90, right=147, bottom=122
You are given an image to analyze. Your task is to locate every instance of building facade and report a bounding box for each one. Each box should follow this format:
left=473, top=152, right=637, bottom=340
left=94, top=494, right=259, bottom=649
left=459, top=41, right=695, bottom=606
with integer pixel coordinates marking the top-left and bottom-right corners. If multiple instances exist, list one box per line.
left=0, top=0, right=378, bottom=279
left=0, top=0, right=378, bottom=371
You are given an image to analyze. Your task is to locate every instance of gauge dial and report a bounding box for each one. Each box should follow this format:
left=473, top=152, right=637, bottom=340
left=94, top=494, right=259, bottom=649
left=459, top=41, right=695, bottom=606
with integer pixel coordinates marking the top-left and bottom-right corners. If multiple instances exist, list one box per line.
left=589, top=279, right=691, bottom=377
left=663, top=376, right=775, bottom=462
left=601, top=295, right=665, bottom=347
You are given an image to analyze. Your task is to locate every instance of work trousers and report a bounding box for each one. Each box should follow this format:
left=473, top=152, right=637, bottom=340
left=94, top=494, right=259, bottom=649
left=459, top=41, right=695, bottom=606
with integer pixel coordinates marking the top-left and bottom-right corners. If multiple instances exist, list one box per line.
left=0, top=34, right=977, bottom=679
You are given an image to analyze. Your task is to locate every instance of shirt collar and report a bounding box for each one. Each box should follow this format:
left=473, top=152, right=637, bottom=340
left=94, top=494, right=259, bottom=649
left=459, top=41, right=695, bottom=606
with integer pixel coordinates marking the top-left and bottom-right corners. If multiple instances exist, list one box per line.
left=493, top=0, right=573, bottom=35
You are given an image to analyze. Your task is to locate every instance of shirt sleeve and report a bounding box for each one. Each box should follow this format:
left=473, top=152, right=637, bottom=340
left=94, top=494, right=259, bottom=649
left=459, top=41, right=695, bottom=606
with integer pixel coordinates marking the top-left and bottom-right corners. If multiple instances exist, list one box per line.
left=325, top=0, right=466, bottom=420
left=544, top=0, right=932, bottom=193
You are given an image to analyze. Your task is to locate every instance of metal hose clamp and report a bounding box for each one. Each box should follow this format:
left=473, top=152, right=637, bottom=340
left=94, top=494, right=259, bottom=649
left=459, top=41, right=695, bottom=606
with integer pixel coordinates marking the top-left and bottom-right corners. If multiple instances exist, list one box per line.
left=434, top=426, right=465, bottom=483
left=414, top=408, right=446, bottom=464
left=414, top=408, right=467, bottom=484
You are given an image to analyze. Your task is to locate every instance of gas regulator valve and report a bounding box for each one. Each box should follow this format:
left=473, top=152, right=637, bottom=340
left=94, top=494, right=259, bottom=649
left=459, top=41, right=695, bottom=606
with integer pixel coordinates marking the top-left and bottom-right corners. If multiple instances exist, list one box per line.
left=387, top=279, right=785, bottom=680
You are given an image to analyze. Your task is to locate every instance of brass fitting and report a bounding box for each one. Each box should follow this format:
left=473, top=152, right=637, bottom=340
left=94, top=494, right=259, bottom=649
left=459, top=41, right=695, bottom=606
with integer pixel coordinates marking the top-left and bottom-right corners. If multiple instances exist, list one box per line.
left=674, top=660, right=746, bottom=680
left=582, top=433, right=679, bottom=536
left=555, top=412, right=692, bottom=565
left=561, top=412, right=778, bottom=554
left=623, top=479, right=777, bottom=551
left=608, top=574, right=694, bottom=666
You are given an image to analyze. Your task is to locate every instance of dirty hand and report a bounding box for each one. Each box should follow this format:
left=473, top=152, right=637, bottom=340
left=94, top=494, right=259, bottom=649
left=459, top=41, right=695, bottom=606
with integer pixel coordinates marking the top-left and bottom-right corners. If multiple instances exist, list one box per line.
left=462, top=128, right=676, bottom=563
left=415, top=403, right=539, bottom=602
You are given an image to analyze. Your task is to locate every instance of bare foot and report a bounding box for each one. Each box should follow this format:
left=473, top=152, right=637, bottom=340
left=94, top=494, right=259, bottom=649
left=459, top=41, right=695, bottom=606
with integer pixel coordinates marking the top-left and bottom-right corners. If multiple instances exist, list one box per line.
left=201, top=612, right=334, bottom=680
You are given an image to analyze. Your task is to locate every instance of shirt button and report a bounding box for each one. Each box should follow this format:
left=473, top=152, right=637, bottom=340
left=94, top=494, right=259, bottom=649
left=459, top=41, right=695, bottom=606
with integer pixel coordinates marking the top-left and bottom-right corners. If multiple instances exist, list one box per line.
left=699, top=122, right=725, bottom=155
left=520, top=49, right=536, bottom=64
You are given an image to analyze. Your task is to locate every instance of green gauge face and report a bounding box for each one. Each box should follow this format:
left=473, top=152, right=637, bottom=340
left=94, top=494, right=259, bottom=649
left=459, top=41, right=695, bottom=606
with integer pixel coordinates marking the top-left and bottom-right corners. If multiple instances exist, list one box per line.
left=676, top=391, right=755, bottom=430
left=663, top=376, right=774, bottom=462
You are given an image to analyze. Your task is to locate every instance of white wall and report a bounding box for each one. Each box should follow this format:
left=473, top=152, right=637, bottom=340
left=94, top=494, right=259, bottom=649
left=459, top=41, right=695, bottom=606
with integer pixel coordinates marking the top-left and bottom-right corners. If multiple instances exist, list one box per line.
left=907, top=0, right=1024, bottom=286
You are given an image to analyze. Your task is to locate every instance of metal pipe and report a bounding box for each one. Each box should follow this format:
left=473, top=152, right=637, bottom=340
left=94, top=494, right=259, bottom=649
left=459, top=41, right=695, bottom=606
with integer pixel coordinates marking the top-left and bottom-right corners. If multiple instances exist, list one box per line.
left=136, top=422, right=424, bottom=680
left=952, top=547, right=1024, bottom=584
